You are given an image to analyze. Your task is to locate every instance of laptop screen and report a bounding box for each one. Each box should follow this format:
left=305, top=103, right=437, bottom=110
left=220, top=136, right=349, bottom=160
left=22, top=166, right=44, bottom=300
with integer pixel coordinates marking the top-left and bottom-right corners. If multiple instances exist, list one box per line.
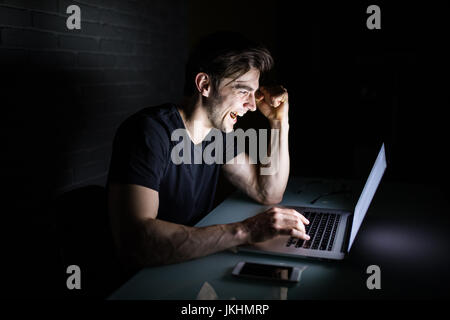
left=348, top=143, right=387, bottom=252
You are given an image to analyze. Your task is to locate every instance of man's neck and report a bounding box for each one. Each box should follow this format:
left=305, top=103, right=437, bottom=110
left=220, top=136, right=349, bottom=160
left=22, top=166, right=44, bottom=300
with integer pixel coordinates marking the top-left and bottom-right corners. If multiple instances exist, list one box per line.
left=177, top=97, right=212, bottom=145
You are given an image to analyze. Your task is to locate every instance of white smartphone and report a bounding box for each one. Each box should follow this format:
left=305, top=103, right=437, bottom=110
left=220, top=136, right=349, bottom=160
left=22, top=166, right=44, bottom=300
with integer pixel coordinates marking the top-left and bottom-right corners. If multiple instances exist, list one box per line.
left=231, top=261, right=301, bottom=283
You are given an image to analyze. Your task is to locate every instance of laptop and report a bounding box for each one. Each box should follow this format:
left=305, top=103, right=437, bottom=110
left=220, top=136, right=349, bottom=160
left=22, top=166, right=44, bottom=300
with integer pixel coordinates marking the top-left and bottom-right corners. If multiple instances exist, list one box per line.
left=240, top=143, right=387, bottom=260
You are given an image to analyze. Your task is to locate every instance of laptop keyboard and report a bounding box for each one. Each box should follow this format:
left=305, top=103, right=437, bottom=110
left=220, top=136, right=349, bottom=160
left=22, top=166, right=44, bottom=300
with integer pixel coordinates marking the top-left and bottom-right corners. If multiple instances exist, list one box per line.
left=286, top=211, right=341, bottom=251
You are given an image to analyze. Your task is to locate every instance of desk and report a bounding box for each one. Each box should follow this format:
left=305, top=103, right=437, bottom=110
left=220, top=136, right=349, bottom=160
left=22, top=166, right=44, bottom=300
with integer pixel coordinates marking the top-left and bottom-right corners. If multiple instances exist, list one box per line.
left=109, top=177, right=450, bottom=299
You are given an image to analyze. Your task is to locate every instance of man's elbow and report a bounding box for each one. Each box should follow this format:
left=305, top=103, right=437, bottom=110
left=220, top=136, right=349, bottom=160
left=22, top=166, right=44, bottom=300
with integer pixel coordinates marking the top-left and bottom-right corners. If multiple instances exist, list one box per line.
left=258, top=194, right=283, bottom=205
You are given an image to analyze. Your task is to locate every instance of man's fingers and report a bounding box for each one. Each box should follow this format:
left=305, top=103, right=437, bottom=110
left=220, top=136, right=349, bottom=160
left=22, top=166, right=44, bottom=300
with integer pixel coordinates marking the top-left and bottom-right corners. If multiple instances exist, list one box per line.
left=259, top=86, right=288, bottom=107
left=278, top=208, right=309, bottom=225
left=274, top=93, right=288, bottom=107
left=272, top=209, right=309, bottom=240
left=249, top=207, right=311, bottom=243
left=281, top=218, right=305, bottom=235
left=260, top=87, right=275, bottom=106
left=293, top=229, right=310, bottom=240
left=255, top=90, right=264, bottom=103
left=291, top=209, right=309, bottom=225
left=280, top=228, right=310, bottom=240
left=297, top=212, right=309, bottom=225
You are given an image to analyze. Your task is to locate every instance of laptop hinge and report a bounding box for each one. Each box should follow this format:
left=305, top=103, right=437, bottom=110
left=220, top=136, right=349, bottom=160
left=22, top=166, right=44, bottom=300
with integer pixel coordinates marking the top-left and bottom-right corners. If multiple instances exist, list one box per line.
left=341, top=213, right=354, bottom=254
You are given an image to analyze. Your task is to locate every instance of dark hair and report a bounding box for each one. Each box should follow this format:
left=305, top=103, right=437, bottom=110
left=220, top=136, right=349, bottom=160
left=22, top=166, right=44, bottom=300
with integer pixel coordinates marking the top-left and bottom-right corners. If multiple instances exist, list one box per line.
left=184, top=31, right=274, bottom=96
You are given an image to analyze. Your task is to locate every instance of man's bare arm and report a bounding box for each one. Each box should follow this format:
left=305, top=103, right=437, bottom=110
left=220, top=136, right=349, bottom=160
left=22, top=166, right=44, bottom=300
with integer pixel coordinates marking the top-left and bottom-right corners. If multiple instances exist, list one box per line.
left=108, top=183, right=308, bottom=267
left=222, top=86, right=290, bottom=205
left=108, top=183, right=248, bottom=267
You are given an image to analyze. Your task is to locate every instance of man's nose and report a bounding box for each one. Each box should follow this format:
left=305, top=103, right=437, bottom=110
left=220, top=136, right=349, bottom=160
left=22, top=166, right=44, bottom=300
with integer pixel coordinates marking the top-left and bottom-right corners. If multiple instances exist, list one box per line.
left=244, top=93, right=257, bottom=111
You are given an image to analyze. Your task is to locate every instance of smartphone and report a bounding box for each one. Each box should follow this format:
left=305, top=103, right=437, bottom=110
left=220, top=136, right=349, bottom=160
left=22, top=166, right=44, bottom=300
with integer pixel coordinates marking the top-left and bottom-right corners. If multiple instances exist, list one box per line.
left=232, top=261, right=301, bottom=283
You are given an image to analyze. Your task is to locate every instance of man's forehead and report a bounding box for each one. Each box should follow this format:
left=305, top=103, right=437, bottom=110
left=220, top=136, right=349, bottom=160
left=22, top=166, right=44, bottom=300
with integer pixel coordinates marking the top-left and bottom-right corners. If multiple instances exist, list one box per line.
left=223, top=69, right=260, bottom=88
left=235, top=68, right=260, bottom=82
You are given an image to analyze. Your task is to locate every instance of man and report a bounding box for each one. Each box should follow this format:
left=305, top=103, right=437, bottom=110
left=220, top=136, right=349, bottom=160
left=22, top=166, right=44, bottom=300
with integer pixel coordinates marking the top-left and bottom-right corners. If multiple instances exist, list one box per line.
left=107, top=32, right=310, bottom=269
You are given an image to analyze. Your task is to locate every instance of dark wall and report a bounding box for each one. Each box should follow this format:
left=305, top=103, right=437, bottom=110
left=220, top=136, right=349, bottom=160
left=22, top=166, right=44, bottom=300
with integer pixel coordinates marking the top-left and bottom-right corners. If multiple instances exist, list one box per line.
left=1, top=0, right=187, bottom=199
left=0, top=0, right=187, bottom=297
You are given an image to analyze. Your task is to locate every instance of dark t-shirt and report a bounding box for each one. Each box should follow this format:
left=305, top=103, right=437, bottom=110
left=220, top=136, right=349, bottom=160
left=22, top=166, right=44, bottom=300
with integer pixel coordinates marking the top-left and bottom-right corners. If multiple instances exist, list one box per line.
left=107, top=104, right=238, bottom=226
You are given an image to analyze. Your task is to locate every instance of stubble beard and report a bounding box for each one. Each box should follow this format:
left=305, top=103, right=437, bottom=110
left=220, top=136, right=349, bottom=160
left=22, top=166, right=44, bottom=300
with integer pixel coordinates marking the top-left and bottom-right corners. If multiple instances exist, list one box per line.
left=204, top=90, right=229, bottom=132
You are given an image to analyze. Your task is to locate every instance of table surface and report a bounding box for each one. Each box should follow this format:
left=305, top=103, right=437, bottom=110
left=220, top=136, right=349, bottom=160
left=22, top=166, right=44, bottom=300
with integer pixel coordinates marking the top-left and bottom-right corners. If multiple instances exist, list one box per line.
left=109, top=176, right=450, bottom=299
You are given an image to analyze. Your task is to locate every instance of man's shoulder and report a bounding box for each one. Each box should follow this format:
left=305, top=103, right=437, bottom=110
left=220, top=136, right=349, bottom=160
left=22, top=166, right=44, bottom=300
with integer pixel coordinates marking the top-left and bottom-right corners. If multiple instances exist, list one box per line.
left=118, top=103, right=181, bottom=138
left=136, top=103, right=179, bottom=122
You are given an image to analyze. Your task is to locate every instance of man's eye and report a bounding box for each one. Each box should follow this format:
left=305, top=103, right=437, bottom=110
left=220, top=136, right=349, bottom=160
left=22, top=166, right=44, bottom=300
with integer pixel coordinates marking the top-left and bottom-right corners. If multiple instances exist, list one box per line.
left=240, top=90, right=248, bottom=95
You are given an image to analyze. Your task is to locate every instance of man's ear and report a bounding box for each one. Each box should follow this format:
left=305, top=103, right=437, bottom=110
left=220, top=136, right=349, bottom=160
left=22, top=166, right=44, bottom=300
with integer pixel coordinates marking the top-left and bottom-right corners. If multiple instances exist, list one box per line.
left=194, top=72, right=211, bottom=97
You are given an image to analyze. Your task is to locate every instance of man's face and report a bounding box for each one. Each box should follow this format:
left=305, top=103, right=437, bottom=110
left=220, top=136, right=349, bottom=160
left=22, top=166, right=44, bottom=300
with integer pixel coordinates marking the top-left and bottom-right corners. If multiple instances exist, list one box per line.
left=205, top=68, right=260, bottom=133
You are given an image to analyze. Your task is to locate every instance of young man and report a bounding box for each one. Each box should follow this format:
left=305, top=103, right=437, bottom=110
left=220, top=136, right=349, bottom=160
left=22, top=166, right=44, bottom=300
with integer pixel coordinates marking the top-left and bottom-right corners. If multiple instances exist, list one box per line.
left=107, top=32, right=310, bottom=268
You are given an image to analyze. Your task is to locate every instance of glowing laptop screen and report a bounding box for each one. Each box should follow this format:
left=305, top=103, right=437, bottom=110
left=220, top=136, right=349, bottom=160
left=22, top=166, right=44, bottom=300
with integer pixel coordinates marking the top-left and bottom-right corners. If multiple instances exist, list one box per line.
left=348, top=143, right=387, bottom=252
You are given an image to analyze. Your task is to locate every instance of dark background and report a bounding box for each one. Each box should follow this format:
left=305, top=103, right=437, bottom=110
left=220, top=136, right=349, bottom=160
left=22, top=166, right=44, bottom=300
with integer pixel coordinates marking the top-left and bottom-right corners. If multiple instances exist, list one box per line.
left=0, top=0, right=447, bottom=298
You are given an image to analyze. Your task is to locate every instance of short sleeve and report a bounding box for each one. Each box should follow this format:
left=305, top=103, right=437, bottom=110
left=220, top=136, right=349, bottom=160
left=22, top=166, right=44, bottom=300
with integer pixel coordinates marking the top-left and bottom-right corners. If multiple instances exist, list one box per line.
left=108, top=116, right=169, bottom=191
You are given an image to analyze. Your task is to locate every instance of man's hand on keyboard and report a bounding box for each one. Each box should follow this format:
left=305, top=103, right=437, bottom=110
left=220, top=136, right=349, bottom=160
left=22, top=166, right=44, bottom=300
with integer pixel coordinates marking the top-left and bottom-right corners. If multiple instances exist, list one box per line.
left=240, top=207, right=310, bottom=244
